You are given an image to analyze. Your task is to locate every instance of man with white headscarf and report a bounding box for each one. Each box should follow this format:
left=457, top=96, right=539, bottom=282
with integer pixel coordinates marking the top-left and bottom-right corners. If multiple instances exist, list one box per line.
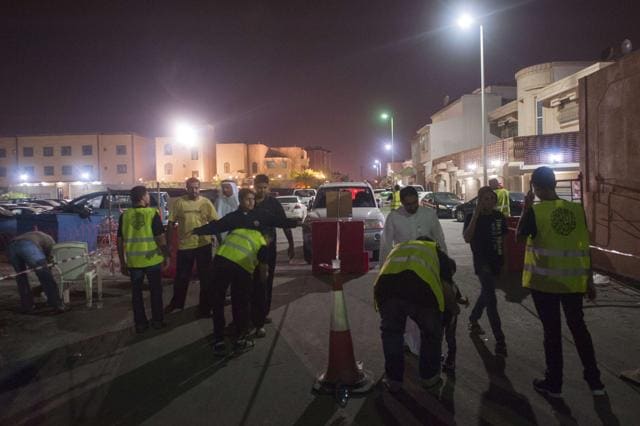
left=216, top=180, right=239, bottom=218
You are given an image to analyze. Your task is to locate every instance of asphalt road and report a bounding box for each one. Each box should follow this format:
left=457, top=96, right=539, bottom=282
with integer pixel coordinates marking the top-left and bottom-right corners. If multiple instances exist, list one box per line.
left=1, top=220, right=639, bottom=425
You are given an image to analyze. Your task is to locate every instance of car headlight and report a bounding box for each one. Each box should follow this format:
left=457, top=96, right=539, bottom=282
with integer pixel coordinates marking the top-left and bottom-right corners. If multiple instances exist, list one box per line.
left=364, top=219, right=384, bottom=229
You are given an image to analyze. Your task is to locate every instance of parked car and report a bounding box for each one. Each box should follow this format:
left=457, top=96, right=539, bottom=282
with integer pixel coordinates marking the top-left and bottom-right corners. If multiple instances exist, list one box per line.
left=420, top=192, right=463, bottom=218
left=292, top=188, right=316, bottom=207
left=61, top=190, right=170, bottom=225
left=276, top=196, right=308, bottom=221
left=302, top=182, right=384, bottom=263
left=453, top=191, right=526, bottom=222
left=9, top=206, right=43, bottom=215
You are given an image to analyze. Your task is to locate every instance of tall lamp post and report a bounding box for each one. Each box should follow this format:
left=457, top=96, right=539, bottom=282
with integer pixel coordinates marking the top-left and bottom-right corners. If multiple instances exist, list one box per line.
left=457, top=13, right=487, bottom=185
left=373, top=159, right=381, bottom=177
left=380, top=113, right=394, bottom=164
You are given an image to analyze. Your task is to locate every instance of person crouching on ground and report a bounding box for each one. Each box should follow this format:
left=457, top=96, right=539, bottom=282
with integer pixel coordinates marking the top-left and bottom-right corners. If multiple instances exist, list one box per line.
left=117, top=186, right=170, bottom=333
left=7, top=231, right=68, bottom=314
left=463, top=186, right=508, bottom=356
left=374, top=236, right=457, bottom=393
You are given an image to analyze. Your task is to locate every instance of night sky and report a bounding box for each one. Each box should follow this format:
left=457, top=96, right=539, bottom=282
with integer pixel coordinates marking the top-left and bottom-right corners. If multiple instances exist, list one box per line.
left=2, top=0, right=638, bottom=178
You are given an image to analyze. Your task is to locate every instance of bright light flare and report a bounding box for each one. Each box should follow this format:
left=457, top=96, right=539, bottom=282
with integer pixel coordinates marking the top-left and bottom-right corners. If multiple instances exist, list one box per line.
left=384, top=143, right=392, bottom=151
left=457, top=13, right=474, bottom=29
left=380, top=113, right=390, bottom=120
left=19, top=173, right=28, bottom=181
left=81, top=172, right=90, bottom=180
left=468, top=163, right=477, bottom=171
left=491, top=159, right=502, bottom=167
left=548, top=153, right=563, bottom=164
left=175, top=122, right=198, bottom=147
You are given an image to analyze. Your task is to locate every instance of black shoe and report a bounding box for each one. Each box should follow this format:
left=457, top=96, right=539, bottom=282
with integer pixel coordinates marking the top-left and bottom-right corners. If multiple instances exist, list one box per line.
left=533, top=378, right=562, bottom=398
left=495, top=341, right=507, bottom=357
left=213, top=339, right=227, bottom=357
left=151, top=320, right=167, bottom=330
left=588, top=380, right=606, bottom=396
left=468, top=321, right=485, bottom=335
left=135, top=323, right=150, bottom=334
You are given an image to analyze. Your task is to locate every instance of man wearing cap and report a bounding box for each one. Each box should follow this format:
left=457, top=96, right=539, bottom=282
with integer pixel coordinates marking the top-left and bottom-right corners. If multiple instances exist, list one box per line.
left=517, top=166, right=605, bottom=398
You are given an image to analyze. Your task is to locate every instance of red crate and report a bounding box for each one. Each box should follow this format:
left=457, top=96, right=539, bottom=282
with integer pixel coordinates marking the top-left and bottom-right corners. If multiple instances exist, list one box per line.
left=339, top=221, right=365, bottom=255
left=312, top=221, right=339, bottom=274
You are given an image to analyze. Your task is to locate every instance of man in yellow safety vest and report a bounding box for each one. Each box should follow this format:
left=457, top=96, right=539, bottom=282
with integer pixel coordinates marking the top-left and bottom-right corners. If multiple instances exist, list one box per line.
left=489, top=178, right=510, bottom=217
left=117, top=186, right=170, bottom=333
left=374, top=237, right=457, bottom=393
left=517, top=166, right=605, bottom=398
left=389, top=184, right=401, bottom=210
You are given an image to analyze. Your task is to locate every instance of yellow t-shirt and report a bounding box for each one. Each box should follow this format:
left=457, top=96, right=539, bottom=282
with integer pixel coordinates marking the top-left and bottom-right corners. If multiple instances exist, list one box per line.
left=168, top=195, right=219, bottom=250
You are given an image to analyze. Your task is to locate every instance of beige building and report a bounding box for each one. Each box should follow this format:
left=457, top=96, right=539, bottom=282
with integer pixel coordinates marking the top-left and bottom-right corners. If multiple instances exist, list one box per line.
left=0, top=133, right=155, bottom=188
left=155, top=136, right=216, bottom=183
left=215, top=143, right=309, bottom=181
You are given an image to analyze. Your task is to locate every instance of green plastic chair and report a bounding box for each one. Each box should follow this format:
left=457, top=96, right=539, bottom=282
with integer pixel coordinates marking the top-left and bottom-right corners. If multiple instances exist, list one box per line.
left=52, top=241, right=102, bottom=308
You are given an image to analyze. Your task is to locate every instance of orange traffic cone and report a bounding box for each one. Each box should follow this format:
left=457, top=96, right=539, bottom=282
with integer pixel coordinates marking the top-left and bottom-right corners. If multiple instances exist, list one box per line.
left=313, top=269, right=372, bottom=395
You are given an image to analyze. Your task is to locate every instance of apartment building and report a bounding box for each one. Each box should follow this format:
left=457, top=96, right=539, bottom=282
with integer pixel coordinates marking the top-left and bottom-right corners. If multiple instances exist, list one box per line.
left=0, top=133, right=155, bottom=187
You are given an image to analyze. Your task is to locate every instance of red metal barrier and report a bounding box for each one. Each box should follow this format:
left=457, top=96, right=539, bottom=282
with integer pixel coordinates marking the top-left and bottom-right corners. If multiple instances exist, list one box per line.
left=311, top=220, right=368, bottom=274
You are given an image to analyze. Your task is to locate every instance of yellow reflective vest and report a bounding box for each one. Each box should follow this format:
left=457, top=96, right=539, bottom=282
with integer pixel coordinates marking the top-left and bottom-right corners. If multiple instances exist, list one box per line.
left=122, top=207, right=165, bottom=268
left=216, top=228, right=267, bottom=274
left=523, top=200, right=591, bottom=293
left=390, top=190, right=401, bottom=210
left=494, top=188, right=511, bottom=217
left=375, top=240, right=444, bottom=311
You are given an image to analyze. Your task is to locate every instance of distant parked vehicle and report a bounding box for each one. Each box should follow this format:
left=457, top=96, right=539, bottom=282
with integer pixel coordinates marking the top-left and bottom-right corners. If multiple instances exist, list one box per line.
left=453, top=191, right=526, bottom=222
left=420, top=192, right=463, bottom=218
left=276, top=196, right=307, bottom=221
left=9, top=206, right=42, bottom=215
left=292, top=188, right=316, bottom=207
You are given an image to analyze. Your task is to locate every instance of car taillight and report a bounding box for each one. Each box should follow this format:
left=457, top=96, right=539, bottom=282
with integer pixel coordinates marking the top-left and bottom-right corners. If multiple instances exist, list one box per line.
left=294, top=204, right=301, bottom=209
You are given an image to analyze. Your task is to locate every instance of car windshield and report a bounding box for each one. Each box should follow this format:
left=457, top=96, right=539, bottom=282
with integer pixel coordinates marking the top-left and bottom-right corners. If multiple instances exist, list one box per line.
left=314, top=187, right=376, bottom=208
left=278, top=197, right=299, bottom=204
left=510, top=192, right=525, bottom=201
left=294, top=189, right=315, bottom=197
left=434, top=192, right=459, bottom=204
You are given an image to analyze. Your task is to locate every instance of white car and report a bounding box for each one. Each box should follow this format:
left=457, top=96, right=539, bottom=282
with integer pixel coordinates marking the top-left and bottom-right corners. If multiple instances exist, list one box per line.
left=292, top=188, right=316, bottom=207
left=276, top=196, right=307, bottom=221
left=302, top=182, right=385, bottom=262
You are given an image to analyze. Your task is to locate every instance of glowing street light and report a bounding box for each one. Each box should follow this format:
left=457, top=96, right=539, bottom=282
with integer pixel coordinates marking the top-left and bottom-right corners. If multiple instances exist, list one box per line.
left=456, top=12, right=487, bottom=185
left=380, top=113, right=395, bottom=163
left=81, top=172, right=91, bottom=181
left=384, top=143, right=392, bottom=151
left=19, top=173, right=28, bottom=181
left=175, top=122, right=198, bottom=147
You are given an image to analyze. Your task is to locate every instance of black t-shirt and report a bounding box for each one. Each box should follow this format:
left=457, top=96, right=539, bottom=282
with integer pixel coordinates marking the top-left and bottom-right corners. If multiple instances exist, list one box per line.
left=117, top=207, right=164, bottom=238
left=254, top=196, right=287, bottom=244
left=518, top=208, right=537, bottom=239
left=463, top=211, right=508, bottom=274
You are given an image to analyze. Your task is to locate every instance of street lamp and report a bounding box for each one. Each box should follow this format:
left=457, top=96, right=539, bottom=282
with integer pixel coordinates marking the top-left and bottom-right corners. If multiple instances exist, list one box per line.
left=174, top=122, right=199, bottom=147
left=373, top=159, right=381, bottom=176
left=380, top=113, right=394, bottom=164
left=457, top=13, right=487, bottom=185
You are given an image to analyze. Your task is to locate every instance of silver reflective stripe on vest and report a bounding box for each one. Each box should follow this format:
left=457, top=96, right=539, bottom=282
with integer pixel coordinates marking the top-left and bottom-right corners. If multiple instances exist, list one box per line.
left=223, top=241, right=257, bottom=262
left=386, top=255, right=439, bottom=281
left=231, top=232, right=259, bottom=252
left=523, top=264, right=589, bottom=276
left=526, top=246, right=588, bottom=257
left=127, top=250, right=160, bottom=257
left=125, top=236, right=156, bottom=243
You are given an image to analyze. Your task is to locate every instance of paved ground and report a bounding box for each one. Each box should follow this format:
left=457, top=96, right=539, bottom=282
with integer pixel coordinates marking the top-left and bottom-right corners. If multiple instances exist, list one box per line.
left=1, top=221, right=639, bottom=425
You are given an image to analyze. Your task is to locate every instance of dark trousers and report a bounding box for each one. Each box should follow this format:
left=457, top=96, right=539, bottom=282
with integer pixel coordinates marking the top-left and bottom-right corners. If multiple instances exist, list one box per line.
left=263, top=242, right=277, bottom=315
left=210, top=256, right=252, bottom=340
left=8, top=239, right=62, bottom=311
left=443, top=312, right=458, bottom=358
left=129, top=263, right=163, bottom=326
left=380, top=298, right=443, bottom=382
left=170, top=244, right=212, bottom=310
left=469, top=268, right=505, bottom=341
left=531, top=290, right=601, bottom=388
left=251, top=268, right=267, bottom=328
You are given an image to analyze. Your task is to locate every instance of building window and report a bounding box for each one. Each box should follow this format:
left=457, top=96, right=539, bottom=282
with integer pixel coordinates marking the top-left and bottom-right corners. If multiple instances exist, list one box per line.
left=0, top=148, right=5, bottom=158
left=62, top=165, right=72, bottom=176
left=23, top=147, right=34, bottom=157
left=44, top=166, right=54, bottom=176
left=116, top=145, right=127, bottom=155
left=43, top=146, right=54, bottom=157
left=281, top=160, right=288, bottom=168
left=251, top=162, right=258, bottom=174
left=117, top=164, right=127, bottom=174
left=266, top=160, right=276, bottom=169
left=164, top=163, right=173, bottom=175
left=191, top=148, right=199, bottom=160
left=536, top=100, right=543, bottom=135
left=0, top=167, right=6, bottom=177
left=61, top=146, right=72, bottom=156
left=192, top=170, right=199, bottom=178
left=82, top=145, right=93, bottom=155
left=224, top=162, right=230, bottom=173
left=164, top=144, right=172, bottom=155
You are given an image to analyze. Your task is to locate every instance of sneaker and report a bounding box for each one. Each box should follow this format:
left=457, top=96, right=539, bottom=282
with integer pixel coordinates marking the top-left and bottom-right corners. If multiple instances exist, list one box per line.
left=164, top=303, right=177, bottom=314
left=533, top=378, right=562, bottom=398
left=468, top=321, right=485, bottom=335
left=421, top=374, right=443, bottom=391
left=213, top=339, right=227, bottom=357
left=135, top=323, right=149, bottom=334
left=254, top=327, right=267, bottom=338
left=382, top=376, right=403, bottom=394
left=495, top=341, right=508, bottom=357
left=233, top=337, right=255, bottom=354
left=589, top=381, right=606, bottom=396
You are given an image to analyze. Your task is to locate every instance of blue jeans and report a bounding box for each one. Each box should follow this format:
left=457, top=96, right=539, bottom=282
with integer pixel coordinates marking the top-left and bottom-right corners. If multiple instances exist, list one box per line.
left=469, top=267, right=505, bottom=341
left=380, top=298, right=443, bottom=382
left=8, top=239, right=61, bottom=311
left=129, top=263, right=163, bottom=326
